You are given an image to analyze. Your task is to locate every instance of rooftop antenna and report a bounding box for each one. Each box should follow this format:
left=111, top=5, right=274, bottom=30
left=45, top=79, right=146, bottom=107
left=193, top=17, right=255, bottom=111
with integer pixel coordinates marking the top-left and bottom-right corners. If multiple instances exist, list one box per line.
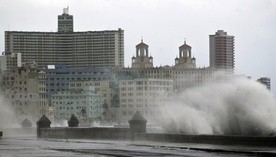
left=63, top=6, right=69, bottom=14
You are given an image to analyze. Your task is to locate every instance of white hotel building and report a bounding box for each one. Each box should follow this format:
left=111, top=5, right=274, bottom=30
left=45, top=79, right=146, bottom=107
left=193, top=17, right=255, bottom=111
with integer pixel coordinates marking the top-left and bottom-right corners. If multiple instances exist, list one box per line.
left=114, top=78, right=173, bottom=122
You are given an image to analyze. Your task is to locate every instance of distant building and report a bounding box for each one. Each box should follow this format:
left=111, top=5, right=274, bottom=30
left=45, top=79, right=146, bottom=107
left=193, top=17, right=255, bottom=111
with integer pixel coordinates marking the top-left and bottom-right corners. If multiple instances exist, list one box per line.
left=114, top=78, right=173, bottom=122
left=172, top=68, right=216, bottom=92
left=209, top=30, right=235, bottom=71
left=0, top=53, right=22, bottom=71
left=109, top=40, right=225, bottom=122
left=38, top=70, right=48, bottom=116
left=51, top=85, right=104, bottom=124
left=0, top=63, right=47, bottom=122
left=257, top=77, right=271, bottom=90
left=42, top=65, right=118, bottom=121
left=5, top=8, right=124, bottom=68
left=66, top=80, right=118, bottom=120
left=42, top=65, right=115, bottom=102
left=114, top=40, right=217, bottom=93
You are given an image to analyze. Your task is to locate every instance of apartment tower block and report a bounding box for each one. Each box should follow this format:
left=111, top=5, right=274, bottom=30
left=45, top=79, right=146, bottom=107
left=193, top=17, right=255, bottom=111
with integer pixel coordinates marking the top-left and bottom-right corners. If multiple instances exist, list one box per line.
left=209, top=30, right=235, bottom=71
left=5, top=8, right=124, bottom=68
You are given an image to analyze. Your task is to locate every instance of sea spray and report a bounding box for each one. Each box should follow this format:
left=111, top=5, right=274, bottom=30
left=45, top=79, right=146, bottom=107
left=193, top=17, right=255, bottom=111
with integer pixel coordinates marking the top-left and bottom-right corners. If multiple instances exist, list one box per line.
left=0, top=95, right=19, bottom=128
left=160, top=77, right=276, bottom=135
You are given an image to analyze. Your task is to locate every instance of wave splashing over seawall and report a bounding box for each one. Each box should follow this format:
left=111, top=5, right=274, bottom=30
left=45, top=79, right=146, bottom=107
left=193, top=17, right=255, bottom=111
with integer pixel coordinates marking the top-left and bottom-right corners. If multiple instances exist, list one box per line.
left=0, top=95, right=19, bottom=129
left=161, top=78, right=276, bottom=135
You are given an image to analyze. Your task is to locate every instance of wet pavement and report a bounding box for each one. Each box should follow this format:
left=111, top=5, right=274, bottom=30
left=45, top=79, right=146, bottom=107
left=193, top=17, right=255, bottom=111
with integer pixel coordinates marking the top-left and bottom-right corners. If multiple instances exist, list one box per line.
left=1, top=136, right=274, bottom=157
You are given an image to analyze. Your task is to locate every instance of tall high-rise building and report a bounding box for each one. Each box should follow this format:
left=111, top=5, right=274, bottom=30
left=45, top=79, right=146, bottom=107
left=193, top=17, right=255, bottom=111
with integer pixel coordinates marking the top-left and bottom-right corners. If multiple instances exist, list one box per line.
left=209, top=30, right=235, bottom=71
left=5, top=8, right=124, bottom=68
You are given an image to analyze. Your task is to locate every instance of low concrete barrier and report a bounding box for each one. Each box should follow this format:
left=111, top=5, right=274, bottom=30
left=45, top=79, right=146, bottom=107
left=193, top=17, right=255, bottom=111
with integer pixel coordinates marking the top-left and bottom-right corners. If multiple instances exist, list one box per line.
left=39, top=127, right=130, bottom=140
left=36, top=114, right=276, bottom=146
left=133, top=133, right=276, bottom=147
left=37, top=112, right=146, bottom=140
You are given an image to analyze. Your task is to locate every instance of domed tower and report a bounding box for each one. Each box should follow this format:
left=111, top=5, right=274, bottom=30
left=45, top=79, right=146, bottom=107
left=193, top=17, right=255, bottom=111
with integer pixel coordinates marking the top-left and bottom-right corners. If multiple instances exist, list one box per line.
left=174, top=41, right=196, bottom=69
left=131, top=39, right=153, bottom=69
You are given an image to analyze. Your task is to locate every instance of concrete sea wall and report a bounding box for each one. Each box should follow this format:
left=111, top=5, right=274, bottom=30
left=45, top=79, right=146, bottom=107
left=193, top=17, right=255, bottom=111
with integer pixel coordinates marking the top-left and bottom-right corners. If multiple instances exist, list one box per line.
left=134, top=133, right=276, bottom=147
left=38, top=127, right=276, bottom=146
left=36, top=114, right=276, bottom=146
left=39, top=127, right=131, bottom=140
left=37, top=112, right=147, bottom=140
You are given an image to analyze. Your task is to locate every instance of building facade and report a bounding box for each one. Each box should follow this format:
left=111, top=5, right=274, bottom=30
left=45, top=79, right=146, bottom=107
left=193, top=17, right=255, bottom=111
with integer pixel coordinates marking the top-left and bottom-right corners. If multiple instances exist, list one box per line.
left=43, top=64, right=114, bottom=97
left=0, top=63, right=47, bottom=122
left=5, top=8, right=124, bottom=68
left=51, top=85, right=104, bottom=123
left=209, top=30, right=235, bottom=71
left=67, top=80, right=118, bottom=119
left=38, top=70, right=48, bottom=116
left=114, top=40, right=217, bottom=93
left=42, top=65, right=117, bottom=118
left=113, top=78, right=173, bottom=122
left=109, top=40, right=220, bottom=122
left=0, top=53, right=22, bottom=72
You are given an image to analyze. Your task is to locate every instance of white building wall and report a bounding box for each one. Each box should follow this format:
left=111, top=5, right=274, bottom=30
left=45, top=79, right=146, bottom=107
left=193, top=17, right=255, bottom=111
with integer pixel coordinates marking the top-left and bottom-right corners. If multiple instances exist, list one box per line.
left=116, top=78, right=173, bottom=122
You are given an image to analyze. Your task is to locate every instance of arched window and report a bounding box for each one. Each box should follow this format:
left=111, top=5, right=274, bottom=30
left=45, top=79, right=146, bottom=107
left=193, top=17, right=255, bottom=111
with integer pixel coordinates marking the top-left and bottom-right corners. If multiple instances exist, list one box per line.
left=186, top=50, right=189, bottom=57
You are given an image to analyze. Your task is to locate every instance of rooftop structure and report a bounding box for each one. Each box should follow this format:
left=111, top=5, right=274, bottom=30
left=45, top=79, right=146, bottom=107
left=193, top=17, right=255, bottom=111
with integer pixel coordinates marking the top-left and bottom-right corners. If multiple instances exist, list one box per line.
left=58, top=7, right=73, bottom=32
left=174, top=41, right=196, bottom=69
left=131, top=40, right=153, bottom=69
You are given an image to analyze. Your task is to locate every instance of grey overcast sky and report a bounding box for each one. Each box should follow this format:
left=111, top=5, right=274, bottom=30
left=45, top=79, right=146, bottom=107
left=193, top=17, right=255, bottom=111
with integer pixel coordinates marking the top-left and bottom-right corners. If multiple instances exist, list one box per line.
left=0, top=0, right=276, bottom=94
